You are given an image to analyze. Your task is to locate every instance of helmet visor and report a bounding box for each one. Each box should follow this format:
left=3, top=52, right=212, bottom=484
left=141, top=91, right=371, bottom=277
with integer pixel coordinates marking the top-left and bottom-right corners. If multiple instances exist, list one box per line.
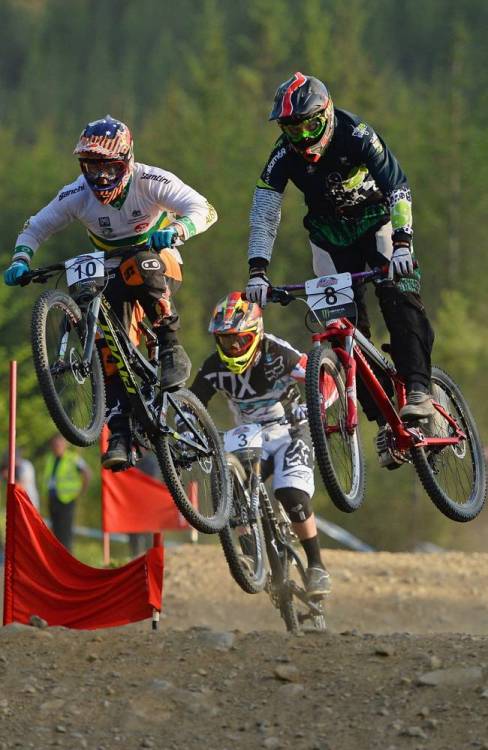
left=215, top=333, right=254, bottom=356
left=79, top=158, right=128, bottom=190
left=279, top=113, right=327, bottom=144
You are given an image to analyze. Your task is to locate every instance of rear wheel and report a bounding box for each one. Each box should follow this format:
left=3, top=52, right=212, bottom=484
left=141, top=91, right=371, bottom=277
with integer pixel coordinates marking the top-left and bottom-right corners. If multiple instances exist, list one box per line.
left=219, top=454, right=267, bottom=594
left=154, top=389, right=231, bottom=534
left=31, top=290, right=105, bottom=446
left=411, top=366, right=486, bottom=522
left=306, top=346, right=365, bottom=512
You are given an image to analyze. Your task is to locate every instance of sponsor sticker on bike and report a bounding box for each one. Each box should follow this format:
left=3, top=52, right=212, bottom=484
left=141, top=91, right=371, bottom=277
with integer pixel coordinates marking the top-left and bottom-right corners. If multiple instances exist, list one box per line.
left=224, top=423, right=263, bottom=452
left=65, top=252, right=105, bottom=286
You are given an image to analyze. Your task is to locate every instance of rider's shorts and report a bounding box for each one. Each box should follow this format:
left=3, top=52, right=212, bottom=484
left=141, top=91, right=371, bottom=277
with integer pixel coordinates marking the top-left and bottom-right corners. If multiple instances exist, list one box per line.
left=261, top=422, right=314, bottom=498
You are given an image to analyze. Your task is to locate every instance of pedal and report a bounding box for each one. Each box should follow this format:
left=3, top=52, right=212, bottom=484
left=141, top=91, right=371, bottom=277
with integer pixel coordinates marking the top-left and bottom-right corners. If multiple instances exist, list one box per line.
left=375, top=426, right=406, bottom=470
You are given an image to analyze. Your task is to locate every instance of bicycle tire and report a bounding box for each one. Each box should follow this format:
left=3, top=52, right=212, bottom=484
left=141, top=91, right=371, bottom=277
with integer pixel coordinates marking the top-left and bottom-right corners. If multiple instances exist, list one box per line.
left=154, top=389, right=231, bottom=534
left=278, top=546, right=300, bottom=633
left=280, top=547, right=327, bottom=633
left=218, top=454, right=267, bottom=594
left=306, top=346, right=365, bottom=512
left=31, top=289, right=105, bottom=446
left=411, top=366, right=487, bottom=522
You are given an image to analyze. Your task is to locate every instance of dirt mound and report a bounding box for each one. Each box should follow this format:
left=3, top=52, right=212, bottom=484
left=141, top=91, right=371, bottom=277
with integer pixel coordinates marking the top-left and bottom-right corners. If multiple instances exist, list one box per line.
left=1, top=547, right=487, bottom=750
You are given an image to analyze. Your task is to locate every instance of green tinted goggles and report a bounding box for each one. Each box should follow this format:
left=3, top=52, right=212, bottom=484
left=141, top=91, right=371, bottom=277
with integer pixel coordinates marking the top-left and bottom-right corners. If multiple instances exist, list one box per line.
left=279, top=114, right=327, bottom=143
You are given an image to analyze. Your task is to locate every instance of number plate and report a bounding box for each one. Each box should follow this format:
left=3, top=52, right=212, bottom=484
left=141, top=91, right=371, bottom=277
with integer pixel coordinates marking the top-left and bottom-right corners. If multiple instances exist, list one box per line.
left=65, top=252, right=105, bottom=286
left=224, top=423, right=263, bottom=452
left=305, top=272, right=356, bottom=321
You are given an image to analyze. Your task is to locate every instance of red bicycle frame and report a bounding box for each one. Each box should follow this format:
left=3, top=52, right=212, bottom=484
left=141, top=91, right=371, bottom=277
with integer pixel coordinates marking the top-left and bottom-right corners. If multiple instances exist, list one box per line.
left=312, top=320, right=466, bottom=452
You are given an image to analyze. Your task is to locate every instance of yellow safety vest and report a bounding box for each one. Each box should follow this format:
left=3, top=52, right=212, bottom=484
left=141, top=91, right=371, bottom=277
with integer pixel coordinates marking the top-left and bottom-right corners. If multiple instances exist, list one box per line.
left=43, top=451, right=83, bottom=504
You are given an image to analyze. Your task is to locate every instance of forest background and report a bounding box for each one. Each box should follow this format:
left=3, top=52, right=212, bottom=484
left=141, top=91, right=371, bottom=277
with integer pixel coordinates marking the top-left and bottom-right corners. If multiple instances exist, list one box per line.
left=0, top=0, right=487, bottom=554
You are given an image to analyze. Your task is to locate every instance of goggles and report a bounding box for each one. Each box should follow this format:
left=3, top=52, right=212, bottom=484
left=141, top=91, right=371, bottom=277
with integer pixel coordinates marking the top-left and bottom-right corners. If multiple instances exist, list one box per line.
left=215, top=332, right=254, bottom=356
left=279, top=114, right=327, bottom=144
left=79, top=158, right=128, bottom=189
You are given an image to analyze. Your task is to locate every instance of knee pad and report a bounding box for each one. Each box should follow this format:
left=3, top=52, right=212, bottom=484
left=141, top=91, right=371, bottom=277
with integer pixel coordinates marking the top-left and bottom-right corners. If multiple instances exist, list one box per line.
left=275, top=488, right=312, bottom=523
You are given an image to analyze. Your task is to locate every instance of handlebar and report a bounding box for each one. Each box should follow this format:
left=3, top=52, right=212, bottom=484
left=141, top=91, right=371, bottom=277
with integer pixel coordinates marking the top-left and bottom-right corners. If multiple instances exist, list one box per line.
left=19, top=263, right=65, bottom=286
left=241, top=261, right=418, bottom=305
left=17, top=242, right=156, bottom=287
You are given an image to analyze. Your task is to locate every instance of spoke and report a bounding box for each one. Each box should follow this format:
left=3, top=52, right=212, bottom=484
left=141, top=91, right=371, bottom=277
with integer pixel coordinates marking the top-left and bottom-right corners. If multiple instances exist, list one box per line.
left=45, top=305, right=95, bottom=430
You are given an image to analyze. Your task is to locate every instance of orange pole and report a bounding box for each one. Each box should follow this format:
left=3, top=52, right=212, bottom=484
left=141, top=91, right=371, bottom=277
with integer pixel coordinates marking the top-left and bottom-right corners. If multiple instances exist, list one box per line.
left=103, top=532, right=110, bottom=565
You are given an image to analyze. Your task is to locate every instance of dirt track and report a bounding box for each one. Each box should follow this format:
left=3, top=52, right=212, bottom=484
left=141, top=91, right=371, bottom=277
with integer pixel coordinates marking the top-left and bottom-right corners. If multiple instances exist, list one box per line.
left=1, top=546, right=488, bottom=750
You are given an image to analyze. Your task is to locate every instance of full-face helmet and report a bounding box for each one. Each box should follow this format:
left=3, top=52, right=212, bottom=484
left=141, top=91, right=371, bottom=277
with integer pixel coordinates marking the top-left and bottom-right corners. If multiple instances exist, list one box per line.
left=269, top=72, right=335, bottom=163
left=209, top=292, right=264, bottom=375
left=74, top=115, right=134, bottom=204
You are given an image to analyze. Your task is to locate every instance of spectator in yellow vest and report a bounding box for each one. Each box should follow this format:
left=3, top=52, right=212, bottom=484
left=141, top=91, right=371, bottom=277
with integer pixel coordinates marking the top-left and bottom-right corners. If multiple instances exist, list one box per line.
left=42, top=434, right=92, bottom=552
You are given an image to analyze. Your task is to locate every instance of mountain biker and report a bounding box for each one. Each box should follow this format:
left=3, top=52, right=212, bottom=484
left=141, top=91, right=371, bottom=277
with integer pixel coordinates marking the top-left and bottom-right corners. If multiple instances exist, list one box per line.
left=3, top=115, right=217, bottom=470
left=245, top=72, right=435, bottom=426
left=190, top=291, right=331, bottom=600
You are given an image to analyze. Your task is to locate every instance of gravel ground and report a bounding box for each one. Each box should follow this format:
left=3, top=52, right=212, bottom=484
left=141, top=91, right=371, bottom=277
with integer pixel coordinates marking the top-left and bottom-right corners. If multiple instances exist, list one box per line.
left=1, top=546, right=487, bottom=750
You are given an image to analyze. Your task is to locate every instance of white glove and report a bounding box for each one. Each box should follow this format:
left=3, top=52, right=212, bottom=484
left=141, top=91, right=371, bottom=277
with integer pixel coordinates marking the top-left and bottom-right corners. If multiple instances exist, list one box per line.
left=290, top=403, right=308, bottom=423
left=245, top=270, right=270, bottom=308
left=388, top=244, right=414, bottom=279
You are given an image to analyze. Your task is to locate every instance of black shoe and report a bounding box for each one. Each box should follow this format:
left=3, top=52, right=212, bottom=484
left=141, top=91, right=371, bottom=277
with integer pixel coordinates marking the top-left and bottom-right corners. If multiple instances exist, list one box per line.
left=102, top=431, right=131, bottom=470
left=400, top=390, right=435, bottom=422
left=160, top=344, right=191, bottom=389
left=305, top=566, right=331, bottom=600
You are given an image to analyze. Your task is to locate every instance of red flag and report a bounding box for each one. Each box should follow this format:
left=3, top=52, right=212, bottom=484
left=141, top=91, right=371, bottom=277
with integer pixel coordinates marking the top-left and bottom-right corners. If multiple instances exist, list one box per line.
left=102, top=465, right=189, bottom=533
left=3, top=484, right=163, bottom=629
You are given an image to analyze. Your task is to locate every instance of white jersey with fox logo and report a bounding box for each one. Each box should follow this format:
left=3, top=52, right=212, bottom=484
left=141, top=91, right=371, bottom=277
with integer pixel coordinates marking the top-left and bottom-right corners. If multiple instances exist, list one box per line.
left=191, top=333, right=308, bottom=425
left=14, top=162, right=217, bottom=262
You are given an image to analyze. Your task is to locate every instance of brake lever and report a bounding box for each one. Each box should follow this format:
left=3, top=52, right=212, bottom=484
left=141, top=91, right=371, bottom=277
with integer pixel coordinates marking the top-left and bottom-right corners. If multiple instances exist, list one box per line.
left=269, top=288, right=294, bottom=306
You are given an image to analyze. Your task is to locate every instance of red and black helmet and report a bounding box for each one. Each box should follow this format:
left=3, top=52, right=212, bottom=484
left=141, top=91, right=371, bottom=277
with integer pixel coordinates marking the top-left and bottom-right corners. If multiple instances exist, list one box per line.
left=269, top=72, right=335, bottom=163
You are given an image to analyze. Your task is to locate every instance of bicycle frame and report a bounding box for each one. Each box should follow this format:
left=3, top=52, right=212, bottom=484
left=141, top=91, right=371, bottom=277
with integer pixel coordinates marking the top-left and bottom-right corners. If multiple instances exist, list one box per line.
left=233, top=445, right=324, bottom=620
left=311, top=321, right=466, bottom=452
left=266, top=270, right=467, bottom=454
left=25, top=260, right=209, bottom=455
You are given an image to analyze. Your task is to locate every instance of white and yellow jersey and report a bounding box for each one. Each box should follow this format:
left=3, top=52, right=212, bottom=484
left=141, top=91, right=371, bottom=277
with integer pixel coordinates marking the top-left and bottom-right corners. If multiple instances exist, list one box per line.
left=14, top=162, right=217, bottom=261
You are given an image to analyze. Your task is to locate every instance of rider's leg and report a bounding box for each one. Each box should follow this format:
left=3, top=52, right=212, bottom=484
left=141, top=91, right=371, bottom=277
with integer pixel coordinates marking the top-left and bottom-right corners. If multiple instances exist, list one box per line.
left=364, top=225, right=436, bottom=420
left=271, top=424, right=330, bottom=599
left=275, top=487, right=331, bottom=599
left=120, top=249, right=191, bottom=389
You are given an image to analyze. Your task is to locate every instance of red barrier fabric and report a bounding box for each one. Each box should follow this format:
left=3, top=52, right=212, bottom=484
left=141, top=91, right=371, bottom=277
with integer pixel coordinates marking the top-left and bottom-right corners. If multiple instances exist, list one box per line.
left=3, top=484, right=163, bottom=629
left=101, top=466, right=189, bottom=533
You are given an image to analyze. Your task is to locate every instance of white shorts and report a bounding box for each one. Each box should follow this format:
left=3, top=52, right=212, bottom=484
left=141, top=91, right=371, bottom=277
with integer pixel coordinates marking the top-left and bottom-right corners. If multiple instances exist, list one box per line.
left=261, top=422, right=315, bottom=498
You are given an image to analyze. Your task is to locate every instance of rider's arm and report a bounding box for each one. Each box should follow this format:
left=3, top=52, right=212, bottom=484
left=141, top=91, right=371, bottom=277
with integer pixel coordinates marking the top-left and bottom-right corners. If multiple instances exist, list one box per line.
left=12, top=179, right=83, bottom=264
left=354, top=125, right=413, bottom=245
left=248, top=138, right=290, bottom=270
left=140, top=167, right=217, bottom=242
left=189, top=357, right=220, bottom=408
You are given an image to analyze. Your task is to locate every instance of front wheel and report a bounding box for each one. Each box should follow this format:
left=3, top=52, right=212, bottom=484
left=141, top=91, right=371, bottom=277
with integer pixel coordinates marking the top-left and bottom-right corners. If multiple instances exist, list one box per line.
left=411, top=366, right=487, bottom=522
left=219, top=454, right=267, bottom=594
left=31, top=290, right=105, bottom=446
left=154, top=389, right=231, bottom=534
left=278, top=545, right=327, bottom=633
left=306, top=346, right=365, bottom=512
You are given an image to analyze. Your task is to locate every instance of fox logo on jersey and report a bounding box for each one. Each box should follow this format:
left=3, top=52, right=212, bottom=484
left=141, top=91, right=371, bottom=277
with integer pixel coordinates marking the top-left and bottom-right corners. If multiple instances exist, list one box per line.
left=283, top=438, right=312, bottom=469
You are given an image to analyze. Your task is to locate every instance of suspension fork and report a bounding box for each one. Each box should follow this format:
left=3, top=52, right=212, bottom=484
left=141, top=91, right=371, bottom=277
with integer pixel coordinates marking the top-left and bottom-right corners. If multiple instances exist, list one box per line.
left=256, top=465, right=286, bottom=584
left=334, top=334, right=358, bottom=433
left=82, top=295, right=101, bottom=364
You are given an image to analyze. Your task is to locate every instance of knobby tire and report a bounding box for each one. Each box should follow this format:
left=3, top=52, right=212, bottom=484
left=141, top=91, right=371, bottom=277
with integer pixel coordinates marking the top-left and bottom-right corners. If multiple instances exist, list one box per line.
left=31, top=289, right=105, bottom=446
